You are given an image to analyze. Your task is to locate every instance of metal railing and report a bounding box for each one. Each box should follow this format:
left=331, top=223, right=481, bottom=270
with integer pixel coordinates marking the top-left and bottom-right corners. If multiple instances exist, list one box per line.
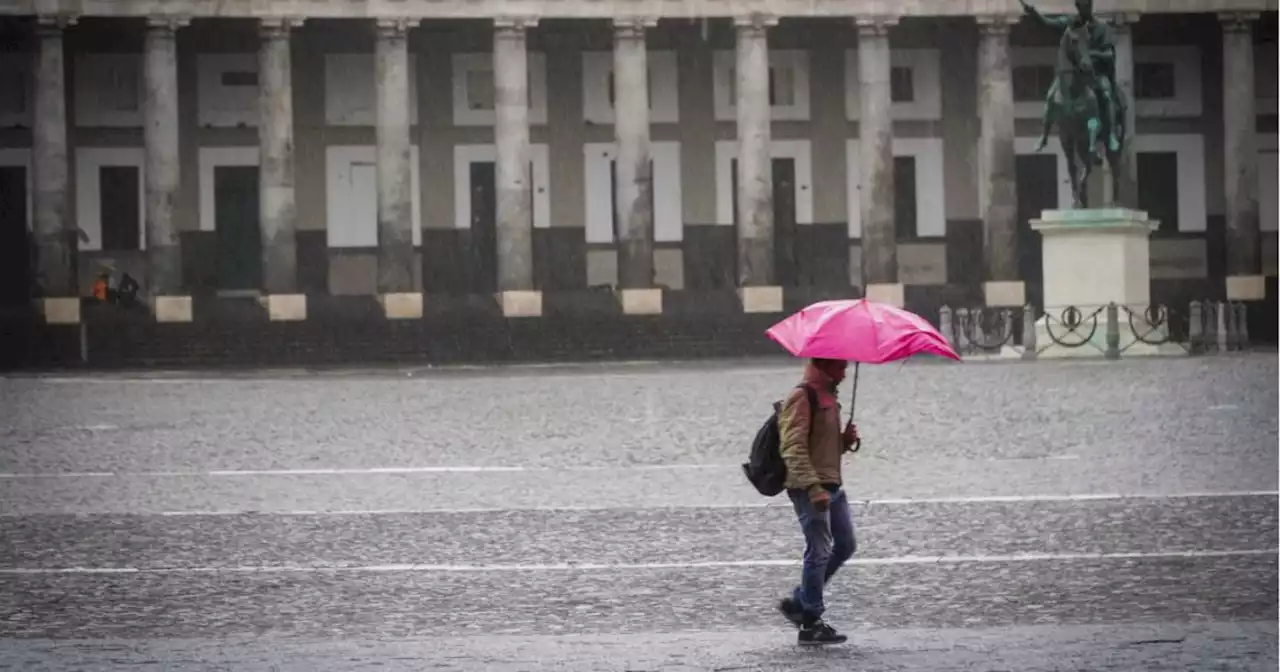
left=938, top=300, right=1253, bottom=360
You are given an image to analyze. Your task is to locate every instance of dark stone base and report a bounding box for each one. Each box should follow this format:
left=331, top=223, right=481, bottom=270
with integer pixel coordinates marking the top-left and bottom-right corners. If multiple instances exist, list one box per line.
left=1, top=292, right=782, bottom=371
left=4, top=282, right=1270, bottom=371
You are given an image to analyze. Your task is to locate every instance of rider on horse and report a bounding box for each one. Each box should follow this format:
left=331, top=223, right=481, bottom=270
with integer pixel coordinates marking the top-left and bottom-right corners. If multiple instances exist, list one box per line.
left=1020, top=0, right=1123, bottom=157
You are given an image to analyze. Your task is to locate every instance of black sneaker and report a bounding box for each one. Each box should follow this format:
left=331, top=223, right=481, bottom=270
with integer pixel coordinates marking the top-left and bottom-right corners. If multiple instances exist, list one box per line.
left=798, top=619, right=848, bottom=646
left=777, top=598, right=805, bottom=627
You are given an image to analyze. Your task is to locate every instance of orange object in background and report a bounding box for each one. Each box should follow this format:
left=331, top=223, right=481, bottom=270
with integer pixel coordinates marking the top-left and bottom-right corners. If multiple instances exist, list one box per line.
left=92, top=276, right=108, bottom=301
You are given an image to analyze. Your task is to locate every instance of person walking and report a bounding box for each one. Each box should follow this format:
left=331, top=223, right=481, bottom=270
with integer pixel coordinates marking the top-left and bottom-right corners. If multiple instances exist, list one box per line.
left=774, top=357, right=860, bottom=645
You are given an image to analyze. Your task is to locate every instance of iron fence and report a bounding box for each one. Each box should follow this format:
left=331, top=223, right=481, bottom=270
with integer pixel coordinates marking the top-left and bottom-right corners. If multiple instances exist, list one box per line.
left=938, top=300, right=1253, bottom=359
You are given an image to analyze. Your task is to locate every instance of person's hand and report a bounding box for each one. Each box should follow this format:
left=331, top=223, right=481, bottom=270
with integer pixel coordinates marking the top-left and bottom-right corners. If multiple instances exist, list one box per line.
left=842, top=422, right=859, bottom=447
left=808, top=485, right=831, bottom=513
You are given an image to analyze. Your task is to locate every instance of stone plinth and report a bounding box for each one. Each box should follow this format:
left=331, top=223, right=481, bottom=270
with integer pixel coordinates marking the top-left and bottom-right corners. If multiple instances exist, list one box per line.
left=1030, top=208, right=1176, bottom=358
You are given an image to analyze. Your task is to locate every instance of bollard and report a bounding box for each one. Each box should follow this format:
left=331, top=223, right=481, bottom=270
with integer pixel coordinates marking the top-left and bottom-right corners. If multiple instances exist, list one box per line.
left=939, top=305, right=955, bottom=351
left=956, top=307, right=971, bottom=355
left=1235, top=302, right=1250, bottom=350
left=1188, top=300, right=1203, bottom=354
left=1104, top=302, right=1120, bottom=360
left=1213, top=299, right=1233, bottom=348
left=1216, top=301, right=1230, bottom=352
left=1021, top=304, right=1037, bottom=360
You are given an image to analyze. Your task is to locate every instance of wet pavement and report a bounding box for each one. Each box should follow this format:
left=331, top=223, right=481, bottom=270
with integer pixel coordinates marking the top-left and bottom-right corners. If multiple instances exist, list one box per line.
left=1, top=354, right=1277, bottom=670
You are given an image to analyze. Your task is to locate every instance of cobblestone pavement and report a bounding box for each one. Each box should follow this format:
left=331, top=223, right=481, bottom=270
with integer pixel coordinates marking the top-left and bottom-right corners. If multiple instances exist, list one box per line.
left=1, top=354, right=1276, bottom=670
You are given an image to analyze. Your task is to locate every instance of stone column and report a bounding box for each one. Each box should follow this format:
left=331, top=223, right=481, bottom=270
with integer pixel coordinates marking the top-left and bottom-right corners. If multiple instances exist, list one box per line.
left=613, top=17, right=661, bottom=315
left=259, top=18, right=305, bottom=321
left=735, top=14, right=780, bottom=314
left=375, top=18, right=420, bottom=319
left=1220, top=13, right=1264, bottom=302
left=977, top=16, right=1022, bottom=308
left=856, top=17, right=900, bottom=307
left=32, top=15, right=78, bottom=324
left=1110, top=13, right=1140, bottom=209
left=494, top=18, right=540, bottom=318
left=144, top=17, right=191, bottom=322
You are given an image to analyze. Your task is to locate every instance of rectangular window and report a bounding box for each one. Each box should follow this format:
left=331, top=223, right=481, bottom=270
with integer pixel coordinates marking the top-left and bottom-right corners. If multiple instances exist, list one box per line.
left=466, top=65, right=535, bottom=111
left=893, top=156, right=917, bottom=241
left=105, top=63, right=140, bottom=112
left=1012, top=65, right=1055, bottom=103
left=99, top=166, right=140, bottom=251
left=0, top=69, right=26, bottom=115
left=1256, top=61, right=1277, bottom=101
left=1137, top=152, right=1179, bottom=233
left=609, top=158, right=655, bottom=240
left=768, top=66, right=795, bottom=107
left=889, top=66, right=914, bottom=103
left=220, top=71, right=258, bottom=87
left=1134, top=62, right=1176, bottom=100
left=466, top=67, right=495, bottom=111
left=607, top=71, right=654, bottom=109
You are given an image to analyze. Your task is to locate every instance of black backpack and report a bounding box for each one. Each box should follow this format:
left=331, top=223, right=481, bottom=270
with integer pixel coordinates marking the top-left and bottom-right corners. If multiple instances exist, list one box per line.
left=742, top=385, right=818, bottom=497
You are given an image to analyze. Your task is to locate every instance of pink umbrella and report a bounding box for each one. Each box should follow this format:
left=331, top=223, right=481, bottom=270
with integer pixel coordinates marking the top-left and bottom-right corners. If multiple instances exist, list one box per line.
left=765, top=299, right=960, bottom=450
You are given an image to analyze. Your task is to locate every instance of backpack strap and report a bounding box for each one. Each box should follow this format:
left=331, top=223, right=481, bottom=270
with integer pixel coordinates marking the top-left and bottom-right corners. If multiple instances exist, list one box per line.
left=796, top=384, right=820, bottom=439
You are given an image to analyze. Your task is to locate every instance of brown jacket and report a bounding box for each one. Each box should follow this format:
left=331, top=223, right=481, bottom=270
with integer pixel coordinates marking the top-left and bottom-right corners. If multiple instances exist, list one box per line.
left=777, top=363, right=844, bottom=490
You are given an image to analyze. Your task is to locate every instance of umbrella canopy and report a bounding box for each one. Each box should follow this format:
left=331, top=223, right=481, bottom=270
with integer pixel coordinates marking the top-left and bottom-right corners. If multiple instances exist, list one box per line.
left=765, top=299, right=960, bottom=363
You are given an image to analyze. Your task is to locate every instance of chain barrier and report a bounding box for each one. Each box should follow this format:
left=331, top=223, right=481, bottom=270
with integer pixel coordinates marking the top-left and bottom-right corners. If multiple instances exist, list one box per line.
left=938, top=300, right=1251, bottom=359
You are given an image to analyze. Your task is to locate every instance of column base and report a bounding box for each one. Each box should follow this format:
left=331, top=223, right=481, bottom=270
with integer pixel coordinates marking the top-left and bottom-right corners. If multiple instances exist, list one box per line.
left=983, top=281, right=1026, bottom=308
left=37, top=297, right=81, bottom=325
left=620, top=288, right=663, bottom=316
left=153, top=296, right=194, bottom=323
left=1225, top=275, right=1266, bottom=301
left=266, top=294, right=307, bottom=322
left=380, top=292, right=423, bottom=320
left=864, top=283, right=905, bottom=308
left=499, top=290, right=542, bottom=318
left=739, top=286, right=783, bottom=314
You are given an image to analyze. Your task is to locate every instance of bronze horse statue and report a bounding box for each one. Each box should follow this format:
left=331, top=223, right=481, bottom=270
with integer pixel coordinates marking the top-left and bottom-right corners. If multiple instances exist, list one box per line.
left=1042, top=24, right=1128, bottom=208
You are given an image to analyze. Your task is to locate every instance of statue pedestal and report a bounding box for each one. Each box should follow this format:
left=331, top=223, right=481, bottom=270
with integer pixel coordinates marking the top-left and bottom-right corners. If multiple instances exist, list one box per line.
left=1030, top=208, right=1177, bottom=358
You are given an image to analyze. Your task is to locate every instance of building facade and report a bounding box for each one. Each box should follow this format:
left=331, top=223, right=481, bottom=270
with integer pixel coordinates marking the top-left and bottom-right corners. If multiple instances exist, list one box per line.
left=0, top=0, right=1276, bottom=364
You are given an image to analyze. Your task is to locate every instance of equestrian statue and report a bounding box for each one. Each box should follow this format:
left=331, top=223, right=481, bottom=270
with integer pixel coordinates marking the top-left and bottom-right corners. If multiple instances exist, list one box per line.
left=1019, top=0, right=1130, bottom=208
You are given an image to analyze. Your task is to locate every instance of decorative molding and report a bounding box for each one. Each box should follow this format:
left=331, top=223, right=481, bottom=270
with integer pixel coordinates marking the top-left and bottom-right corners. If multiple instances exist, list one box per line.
left=846, top=137, right=946, bottom=239
left=845, top=48, right=942, bottom=121
left=582, top=141, right=684, bottom=244
left=452, top=143, right=551, bottom=231
left=581, top=50, right=679, bottom=124
left=854, top=16, right=898, bottom=37
left=713, top=48, right=810, bottom=122
left=198, top=146, right=258, bottom=233
left=715, top=139, right=813, bottom=228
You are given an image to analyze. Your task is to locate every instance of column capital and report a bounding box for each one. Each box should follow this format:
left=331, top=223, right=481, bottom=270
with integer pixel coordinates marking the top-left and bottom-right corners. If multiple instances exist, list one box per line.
left=494, top=17, right=538, bottom=34
left=976, top=14, right=1018, bottom=36
left=613, top=17, right=658, bottom=38
left=855, top=16, right=899, bottom=37
left=261, top=17, right=305, bottom=38
left=733, top=13, right=778, bottom=33
left=1219, top=12, right=1260, bottom=32
left=35, top=14, right=77, bottom=35
left=146, top=16, right=190, bottom=34
left=375, top=18, right=419, bottom=38
left=1103, top=12, right=1141, bottom=30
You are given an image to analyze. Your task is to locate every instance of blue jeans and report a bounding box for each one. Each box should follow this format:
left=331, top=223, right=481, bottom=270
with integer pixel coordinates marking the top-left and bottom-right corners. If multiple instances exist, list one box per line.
left=787, top=486, right=857, bottom=620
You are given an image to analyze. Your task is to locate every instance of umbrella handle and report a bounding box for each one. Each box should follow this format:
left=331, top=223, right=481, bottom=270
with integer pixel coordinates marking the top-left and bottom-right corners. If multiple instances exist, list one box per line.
left=845, top=362, right=861, bottom=453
